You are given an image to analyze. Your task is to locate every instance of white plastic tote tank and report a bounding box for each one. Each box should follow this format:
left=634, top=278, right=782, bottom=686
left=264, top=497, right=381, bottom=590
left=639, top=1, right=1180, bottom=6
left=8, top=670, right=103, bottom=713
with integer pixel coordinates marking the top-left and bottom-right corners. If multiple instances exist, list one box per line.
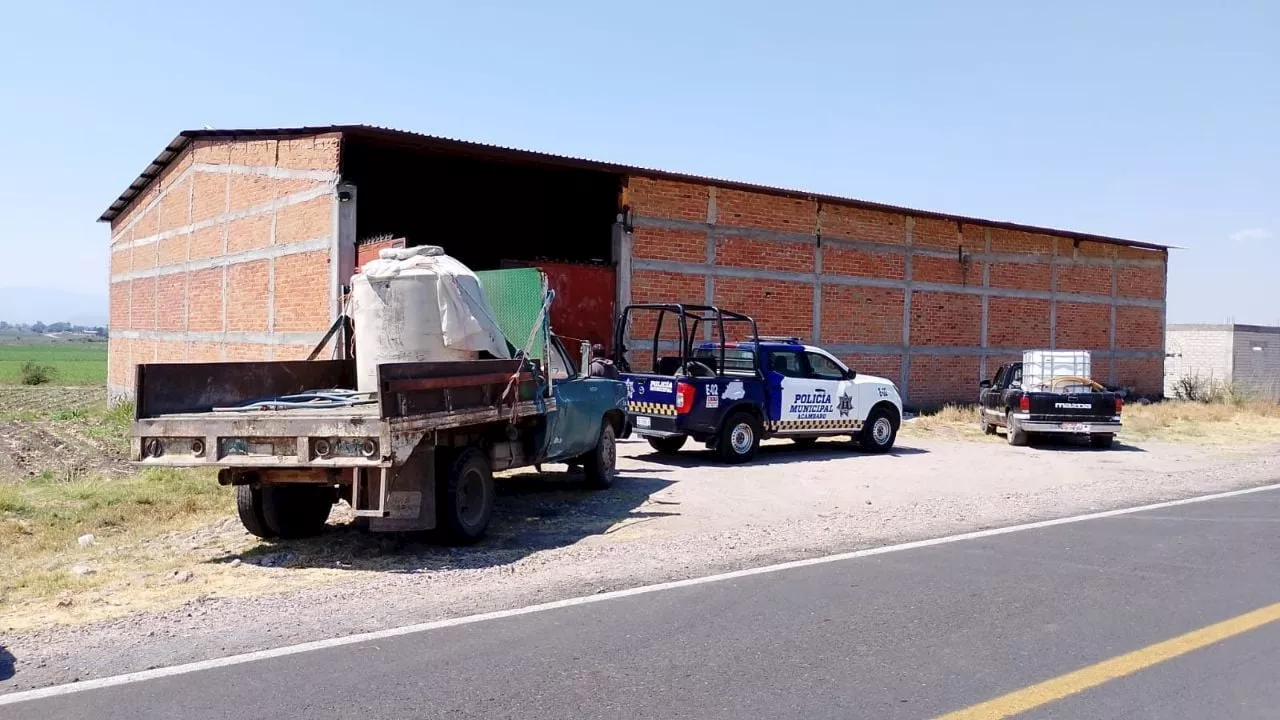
left=351, top=245, right=511, bottom=392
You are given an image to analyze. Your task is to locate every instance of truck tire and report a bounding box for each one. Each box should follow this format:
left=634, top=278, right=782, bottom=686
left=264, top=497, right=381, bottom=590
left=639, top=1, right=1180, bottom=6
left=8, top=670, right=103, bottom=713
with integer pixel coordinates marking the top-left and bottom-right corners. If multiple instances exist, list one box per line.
left=1090, top=434, right=1115, bottom=449
left=582, top=422, right=618, bottom=490
left=235, top=484, right=276, bottom=539
left=261, top=484, right=334, bottom=539
left=858, top=406, right=898, bottom=453
left=647, top=435, right=687, bottom=454
left=716, top=411, right=761, bottom=464
left=791, top=437, right=819, bottom=449
left=436, top=447, right=495, bottom=545
left=1006, top=411, right=1029, bottom=446
left=979, top=411, right=996, bottom=435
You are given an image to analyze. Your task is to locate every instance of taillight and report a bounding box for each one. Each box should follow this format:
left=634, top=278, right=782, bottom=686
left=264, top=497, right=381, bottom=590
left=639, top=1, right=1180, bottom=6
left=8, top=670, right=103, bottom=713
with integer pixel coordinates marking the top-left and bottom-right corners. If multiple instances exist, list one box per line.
left=1115, top=397, right=1124, bottom=414
left=1019, top=395, right=1030, bottom=412
left=676, top=381, right=696, bottom=415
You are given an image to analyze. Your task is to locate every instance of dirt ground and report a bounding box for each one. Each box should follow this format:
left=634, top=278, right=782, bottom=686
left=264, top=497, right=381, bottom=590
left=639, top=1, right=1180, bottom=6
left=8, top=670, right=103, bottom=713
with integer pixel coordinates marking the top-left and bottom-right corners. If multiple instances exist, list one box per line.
left=2, top=430, right=1278, bottom=693
left=0, top=387, right=127, bottom=482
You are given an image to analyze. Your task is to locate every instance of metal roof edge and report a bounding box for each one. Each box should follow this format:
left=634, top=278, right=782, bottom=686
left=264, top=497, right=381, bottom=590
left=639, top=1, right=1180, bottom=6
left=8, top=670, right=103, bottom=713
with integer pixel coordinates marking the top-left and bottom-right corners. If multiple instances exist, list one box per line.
left=97, top=125, right=1171, bottom=252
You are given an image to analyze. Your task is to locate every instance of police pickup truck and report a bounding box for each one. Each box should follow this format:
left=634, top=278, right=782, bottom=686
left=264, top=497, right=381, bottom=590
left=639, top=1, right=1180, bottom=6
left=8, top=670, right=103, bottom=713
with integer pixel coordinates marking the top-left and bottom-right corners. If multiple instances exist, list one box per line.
left=613, top=304, right=904, bottom=463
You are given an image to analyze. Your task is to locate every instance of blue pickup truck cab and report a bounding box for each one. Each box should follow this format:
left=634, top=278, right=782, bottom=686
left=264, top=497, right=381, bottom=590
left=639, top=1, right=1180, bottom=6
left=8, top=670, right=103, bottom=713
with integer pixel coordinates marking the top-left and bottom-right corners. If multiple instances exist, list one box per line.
left=613, top=304, right=904, bottom=463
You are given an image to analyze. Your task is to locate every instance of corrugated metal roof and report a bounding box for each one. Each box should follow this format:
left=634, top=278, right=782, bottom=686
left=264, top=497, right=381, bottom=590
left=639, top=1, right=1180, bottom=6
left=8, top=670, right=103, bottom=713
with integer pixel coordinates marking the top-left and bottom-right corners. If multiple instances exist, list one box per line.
left=99, top=124, right=1170, bottom=251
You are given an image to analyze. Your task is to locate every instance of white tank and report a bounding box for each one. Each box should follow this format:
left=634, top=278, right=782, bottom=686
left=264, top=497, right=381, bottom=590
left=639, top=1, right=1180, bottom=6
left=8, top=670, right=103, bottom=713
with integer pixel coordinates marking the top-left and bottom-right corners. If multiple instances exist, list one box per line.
left=351, top=245, right=511, bottom=392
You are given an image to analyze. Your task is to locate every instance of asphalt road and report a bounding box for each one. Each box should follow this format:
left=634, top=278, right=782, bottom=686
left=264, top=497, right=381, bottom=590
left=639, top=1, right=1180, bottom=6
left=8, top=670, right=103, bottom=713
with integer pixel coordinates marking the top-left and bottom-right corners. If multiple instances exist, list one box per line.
left=5, top=485, right=1280, bottom=720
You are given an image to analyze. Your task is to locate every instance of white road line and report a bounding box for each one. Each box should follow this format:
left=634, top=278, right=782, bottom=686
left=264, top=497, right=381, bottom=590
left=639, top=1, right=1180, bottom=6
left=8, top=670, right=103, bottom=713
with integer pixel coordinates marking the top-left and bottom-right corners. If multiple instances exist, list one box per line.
left=3, top=481, right=1278, bottom=706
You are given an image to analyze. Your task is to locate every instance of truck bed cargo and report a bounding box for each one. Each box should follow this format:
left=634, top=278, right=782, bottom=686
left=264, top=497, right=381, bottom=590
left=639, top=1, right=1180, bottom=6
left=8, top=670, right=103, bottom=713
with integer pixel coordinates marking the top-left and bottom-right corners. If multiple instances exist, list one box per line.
left=129, top=266, right=629, bottom=543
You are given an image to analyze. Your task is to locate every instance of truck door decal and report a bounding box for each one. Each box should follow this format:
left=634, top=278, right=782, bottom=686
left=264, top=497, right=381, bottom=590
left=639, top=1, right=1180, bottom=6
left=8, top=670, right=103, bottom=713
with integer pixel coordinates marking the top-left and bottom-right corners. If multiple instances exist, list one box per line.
left=786, top=383, right=834, bottom=419
left=768, top=349, right=862, bottom=433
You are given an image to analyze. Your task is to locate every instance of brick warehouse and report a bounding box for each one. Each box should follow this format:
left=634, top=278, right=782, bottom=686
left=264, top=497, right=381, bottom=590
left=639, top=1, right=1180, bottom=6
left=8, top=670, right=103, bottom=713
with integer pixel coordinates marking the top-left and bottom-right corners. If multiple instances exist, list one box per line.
left=102, top=126, right=1169, bottom=407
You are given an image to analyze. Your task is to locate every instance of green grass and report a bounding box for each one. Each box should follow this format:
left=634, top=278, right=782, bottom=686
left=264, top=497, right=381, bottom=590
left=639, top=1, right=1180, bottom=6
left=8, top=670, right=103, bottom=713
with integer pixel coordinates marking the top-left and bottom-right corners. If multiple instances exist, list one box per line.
left=0, top=343, right=107, bottom=385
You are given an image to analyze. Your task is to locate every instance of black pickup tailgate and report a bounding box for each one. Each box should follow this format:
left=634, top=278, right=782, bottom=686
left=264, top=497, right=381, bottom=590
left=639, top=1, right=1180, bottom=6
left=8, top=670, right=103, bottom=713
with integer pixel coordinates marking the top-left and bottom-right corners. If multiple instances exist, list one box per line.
left=1025, top=391, right=1118, bottom=421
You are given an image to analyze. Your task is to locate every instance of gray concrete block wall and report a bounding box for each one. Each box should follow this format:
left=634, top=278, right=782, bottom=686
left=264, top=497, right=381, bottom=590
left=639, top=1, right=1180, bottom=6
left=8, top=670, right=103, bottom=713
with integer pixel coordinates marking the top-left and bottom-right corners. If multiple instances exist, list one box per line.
left=1164, top=326, right=1233, bottom=397
left=1231, top=328, right=1280, bottom=400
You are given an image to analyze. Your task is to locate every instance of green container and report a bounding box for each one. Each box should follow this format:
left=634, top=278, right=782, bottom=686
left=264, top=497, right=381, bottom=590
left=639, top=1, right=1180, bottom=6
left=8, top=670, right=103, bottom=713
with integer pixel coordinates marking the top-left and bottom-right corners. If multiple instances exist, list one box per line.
left=475, top=268, right=548, bottom=359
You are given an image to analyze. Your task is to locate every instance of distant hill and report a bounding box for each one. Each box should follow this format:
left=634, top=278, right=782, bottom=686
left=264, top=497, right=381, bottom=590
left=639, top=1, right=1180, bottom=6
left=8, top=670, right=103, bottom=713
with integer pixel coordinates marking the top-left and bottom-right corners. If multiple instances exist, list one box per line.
left=0, top=287, right=108, bottom=326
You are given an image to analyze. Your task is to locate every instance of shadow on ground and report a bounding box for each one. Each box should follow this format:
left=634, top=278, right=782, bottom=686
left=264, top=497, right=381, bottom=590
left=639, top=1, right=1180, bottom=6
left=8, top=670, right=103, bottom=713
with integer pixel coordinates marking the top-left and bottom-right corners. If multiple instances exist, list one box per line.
left=207, top=471, right=677, bottom=573
left=629, top=439, right=929, bottom=468
left=0, top=646, right=14, bottom=681
left=1022, top=435, right=1146, bottom=453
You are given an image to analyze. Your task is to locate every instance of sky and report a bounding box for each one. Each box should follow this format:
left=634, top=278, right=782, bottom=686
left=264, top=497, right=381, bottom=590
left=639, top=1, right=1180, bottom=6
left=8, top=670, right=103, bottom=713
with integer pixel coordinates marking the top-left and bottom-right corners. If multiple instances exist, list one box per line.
left=0, top=0, right=1275, bottom=324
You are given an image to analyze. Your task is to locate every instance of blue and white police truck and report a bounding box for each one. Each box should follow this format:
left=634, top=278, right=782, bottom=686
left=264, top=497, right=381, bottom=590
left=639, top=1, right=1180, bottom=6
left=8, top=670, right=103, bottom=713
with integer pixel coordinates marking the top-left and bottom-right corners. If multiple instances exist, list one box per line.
left=613, top=304, right=904, bottom=464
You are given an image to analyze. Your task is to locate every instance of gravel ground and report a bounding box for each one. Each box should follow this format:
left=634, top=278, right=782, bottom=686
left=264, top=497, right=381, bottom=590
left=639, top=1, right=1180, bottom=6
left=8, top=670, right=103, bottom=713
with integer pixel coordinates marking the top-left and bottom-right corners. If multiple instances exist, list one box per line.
left=2, top=433, right=1278, bottom=692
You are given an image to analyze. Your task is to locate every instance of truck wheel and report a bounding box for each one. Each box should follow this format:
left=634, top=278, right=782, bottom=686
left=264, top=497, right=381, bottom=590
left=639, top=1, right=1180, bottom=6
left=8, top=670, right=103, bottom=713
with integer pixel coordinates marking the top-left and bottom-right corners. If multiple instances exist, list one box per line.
left=583, top=422, right=618, bottom=490
left=716, top=411, right=761, bottom=464
left=791, top=437, right=819, bottom=449
left=235, top=484, right=276, bottom=539
left=646, top=435, right=687, bottom=454
left=1090, top=434, right=1115, bottom=449
left=1006, top=411, right=1029, bottom=446
left=436, top=447, right=495, bottom=545
left=261, top=484, right=334, bottom=539
left=858, top=407, right=898, bottom=453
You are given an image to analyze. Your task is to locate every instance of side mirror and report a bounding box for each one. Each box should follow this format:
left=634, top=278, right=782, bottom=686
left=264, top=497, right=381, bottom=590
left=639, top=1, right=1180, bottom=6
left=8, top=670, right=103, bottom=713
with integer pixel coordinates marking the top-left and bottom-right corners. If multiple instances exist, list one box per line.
left=979, top=380, right=992, bottom=389
left=580, top=341, right=592, bottom=375
left=845, top=369, right=857, bottom=380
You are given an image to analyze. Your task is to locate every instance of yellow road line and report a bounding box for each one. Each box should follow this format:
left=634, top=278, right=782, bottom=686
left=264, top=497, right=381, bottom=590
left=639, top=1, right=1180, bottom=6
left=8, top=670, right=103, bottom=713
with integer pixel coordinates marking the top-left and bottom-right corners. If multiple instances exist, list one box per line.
left=936, top=601, right=1280, bottom=720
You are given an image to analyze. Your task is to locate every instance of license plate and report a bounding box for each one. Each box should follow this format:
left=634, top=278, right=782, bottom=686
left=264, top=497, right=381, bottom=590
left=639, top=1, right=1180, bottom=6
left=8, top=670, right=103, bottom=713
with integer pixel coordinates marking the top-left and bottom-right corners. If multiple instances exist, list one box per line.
left=635, top=416, right=652, bottom=428
left=1060, top=422, right=1090, bottom=432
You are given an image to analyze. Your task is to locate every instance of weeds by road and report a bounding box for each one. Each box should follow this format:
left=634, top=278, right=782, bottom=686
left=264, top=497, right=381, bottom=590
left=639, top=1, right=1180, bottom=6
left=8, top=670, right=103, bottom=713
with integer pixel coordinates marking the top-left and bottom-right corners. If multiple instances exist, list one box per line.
left=1120, top=399, right=1280, bottom=443
left=0, top=468, right=236, bottom=624
left=902, top=399, right=1280, bottom=444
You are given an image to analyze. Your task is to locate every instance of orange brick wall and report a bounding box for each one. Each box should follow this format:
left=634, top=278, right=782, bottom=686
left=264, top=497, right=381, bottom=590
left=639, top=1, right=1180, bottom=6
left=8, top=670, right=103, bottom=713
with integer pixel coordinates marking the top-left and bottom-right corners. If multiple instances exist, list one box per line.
left=627, top=176, right=1168, bottom=406
left=107, top=134, right=340, bottom=399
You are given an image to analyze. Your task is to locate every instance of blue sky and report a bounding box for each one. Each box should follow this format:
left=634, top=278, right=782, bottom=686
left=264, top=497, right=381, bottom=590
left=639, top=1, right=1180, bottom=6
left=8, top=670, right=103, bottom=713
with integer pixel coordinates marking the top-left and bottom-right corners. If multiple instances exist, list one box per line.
left=0, top=0, right=1275, bottom=324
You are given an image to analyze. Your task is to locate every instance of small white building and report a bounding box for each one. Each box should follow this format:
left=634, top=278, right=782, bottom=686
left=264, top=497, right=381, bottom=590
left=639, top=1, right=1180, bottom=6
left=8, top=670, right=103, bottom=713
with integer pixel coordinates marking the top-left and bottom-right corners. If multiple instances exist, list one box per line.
left=1165, top=323, right=1280, bottom=400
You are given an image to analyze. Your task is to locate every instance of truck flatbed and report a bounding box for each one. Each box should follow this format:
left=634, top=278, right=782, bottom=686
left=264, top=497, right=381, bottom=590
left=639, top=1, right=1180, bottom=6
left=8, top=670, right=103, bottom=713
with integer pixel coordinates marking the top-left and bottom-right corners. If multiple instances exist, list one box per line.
left=131, top=358, right=550, bottom=469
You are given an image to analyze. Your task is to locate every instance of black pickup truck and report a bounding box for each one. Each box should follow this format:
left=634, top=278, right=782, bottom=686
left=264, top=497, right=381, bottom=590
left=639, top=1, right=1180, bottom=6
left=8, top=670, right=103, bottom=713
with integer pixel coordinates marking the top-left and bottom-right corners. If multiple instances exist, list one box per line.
left=978, top=361, right=1123, bottom=448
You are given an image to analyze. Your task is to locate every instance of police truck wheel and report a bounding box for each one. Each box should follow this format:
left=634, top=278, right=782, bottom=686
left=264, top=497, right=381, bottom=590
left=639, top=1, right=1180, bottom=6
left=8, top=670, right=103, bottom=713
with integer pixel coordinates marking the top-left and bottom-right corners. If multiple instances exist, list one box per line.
left=716, top=411, right=761, bottom=464
left=1090, top=434, right=1115, bottom=449
left=436, top=447, right=495, bottom=545
left=583, top=422, right=617, bottom=490
left=646, top=435, right=687, bottom=455
left=858, top=407, right=898, bottom=453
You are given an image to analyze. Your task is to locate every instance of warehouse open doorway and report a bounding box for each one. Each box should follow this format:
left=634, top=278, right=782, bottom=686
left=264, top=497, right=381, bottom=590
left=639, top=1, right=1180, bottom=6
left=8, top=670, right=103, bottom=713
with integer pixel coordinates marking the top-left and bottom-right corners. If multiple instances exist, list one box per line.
left=340, top=131, right=623, bottom=352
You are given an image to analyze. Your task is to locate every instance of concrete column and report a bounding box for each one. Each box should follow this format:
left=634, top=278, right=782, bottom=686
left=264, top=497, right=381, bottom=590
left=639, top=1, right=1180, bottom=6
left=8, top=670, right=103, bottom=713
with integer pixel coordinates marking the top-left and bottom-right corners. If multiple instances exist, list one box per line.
left=1109, top=254, right=1119, bottom=385
left=812, top=204, right=823, bottom=345
left=980, top=228, right=991, bottom=381
left=333, top=182, right=358, bottom=322
left=613, top=219, right=632, bottom=350
left=1049, top=238, right=1059, bottom=350
left=704, top=188, right=717, bottom=339
left=900, top=218, right=914, bottom=400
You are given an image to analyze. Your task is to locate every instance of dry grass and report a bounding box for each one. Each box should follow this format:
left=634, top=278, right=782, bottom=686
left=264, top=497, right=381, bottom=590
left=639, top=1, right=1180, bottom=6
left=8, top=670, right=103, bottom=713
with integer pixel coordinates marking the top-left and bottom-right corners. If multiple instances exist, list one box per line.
left=0, top=467, right=243, bottom=628
left=1120, top=399, right=1280, bottom=443
left=901, top=399, right=1280, bottom=446
left=901, top=404, right=996, bottom=441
